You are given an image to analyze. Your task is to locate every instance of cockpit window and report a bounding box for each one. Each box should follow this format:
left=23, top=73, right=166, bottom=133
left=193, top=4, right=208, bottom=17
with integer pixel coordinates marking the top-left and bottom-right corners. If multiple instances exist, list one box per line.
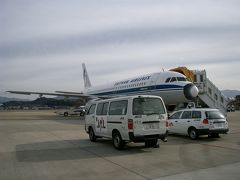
left=177, top=77, right=186, bottom=81
left=170, top=77, right=177, bottom=82
left=165, top=77, right=171, bottom=83
left=166, top=76, right=187, bottom=83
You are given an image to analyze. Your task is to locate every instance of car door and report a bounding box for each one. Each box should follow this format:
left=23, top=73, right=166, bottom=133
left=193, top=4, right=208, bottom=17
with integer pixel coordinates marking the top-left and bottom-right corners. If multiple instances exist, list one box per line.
left=169, top=111, right=183, bottom=134
left=192, top=110, right=202, bottom=129
left=178, top=110, right=192, bottom=135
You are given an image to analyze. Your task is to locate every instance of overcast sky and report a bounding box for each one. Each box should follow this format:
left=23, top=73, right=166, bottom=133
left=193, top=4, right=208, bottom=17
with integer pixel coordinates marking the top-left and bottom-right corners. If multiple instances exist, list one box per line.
left=1, top=0, right=240, bottom=99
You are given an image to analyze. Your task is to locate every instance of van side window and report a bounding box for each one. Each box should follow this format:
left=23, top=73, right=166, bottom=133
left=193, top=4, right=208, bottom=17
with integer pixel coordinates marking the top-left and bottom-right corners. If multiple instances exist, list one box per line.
left=102, top=102, right=109, bottom=115
left=87, top=104, right=96, bottom=115
left=181, top=111, right=192, bottom=119
left=109, top=100, right=128, bottom=115
left=96, top=103, right=104, bottom=115
left=96, top=102, right=109, bottom=115
left=192, top=111, right=201, bottom=118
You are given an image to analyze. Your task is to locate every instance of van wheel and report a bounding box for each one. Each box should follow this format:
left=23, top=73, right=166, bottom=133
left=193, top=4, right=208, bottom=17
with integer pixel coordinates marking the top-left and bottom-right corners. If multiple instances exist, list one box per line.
left=64, top=112, right=68, bottom=117
left=145, top=139, right=158, bottom=148
left=89, top=127, right=97, bottom=142
left=112, top=131, right=125, bottom=150
left=210, top=133, right=220, bottom=138
left=80, top=112, right=85, bottom=116
left=188, top=128, right=198, bottom=140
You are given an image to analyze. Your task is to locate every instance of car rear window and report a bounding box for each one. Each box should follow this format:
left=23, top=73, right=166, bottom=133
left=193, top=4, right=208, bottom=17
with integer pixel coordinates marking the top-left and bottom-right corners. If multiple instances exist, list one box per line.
left=205, top=111, right=225, bottom=119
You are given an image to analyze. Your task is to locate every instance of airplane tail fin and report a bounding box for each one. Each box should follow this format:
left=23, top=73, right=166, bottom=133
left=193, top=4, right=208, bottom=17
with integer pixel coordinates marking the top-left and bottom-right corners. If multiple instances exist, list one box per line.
left=82, top=63, right=92, bottom=89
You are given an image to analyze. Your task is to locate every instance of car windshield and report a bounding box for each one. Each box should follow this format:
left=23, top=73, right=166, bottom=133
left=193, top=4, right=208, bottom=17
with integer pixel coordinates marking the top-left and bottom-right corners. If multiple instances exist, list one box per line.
left=206, top=111, right=225, bottom=119
left=132, top=97, right=165, bottom=115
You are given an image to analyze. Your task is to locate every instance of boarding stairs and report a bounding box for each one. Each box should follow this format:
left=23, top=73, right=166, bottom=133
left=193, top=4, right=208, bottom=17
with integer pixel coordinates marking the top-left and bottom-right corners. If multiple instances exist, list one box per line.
left=192, top=70, right=228, bottom=115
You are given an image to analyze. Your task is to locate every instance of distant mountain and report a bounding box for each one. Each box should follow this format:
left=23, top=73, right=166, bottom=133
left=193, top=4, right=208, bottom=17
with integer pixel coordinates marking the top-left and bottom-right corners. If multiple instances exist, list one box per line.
left=0, top=96, right=30, bottom=103
left=2, top=97, right=85, bottom=108
left=221, top=90, right=240, bottom=98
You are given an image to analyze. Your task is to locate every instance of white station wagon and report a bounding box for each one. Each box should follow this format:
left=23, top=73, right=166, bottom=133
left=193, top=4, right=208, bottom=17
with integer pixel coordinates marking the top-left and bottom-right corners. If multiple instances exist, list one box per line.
left=168, top=108, right=229, bottom=139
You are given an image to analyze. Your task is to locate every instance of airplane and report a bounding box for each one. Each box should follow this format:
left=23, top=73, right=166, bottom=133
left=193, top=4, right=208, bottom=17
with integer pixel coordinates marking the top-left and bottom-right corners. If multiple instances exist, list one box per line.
left=7, top=63, right=199, bottom=111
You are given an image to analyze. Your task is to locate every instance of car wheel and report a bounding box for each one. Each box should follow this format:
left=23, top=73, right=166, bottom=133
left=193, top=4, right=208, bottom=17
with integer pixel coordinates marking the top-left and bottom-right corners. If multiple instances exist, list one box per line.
left=112, top=131, right=125, bottom=150
left=89, top=127, right=97, bottom=142
left=63, top=112, right=68, bottom=117
left=188, top=128, right=198, bottom=140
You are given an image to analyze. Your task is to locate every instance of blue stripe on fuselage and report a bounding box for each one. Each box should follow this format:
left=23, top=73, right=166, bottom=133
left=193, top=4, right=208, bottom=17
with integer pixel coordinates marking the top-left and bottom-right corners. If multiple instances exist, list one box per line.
left=90, top=84, right=183, bottom=96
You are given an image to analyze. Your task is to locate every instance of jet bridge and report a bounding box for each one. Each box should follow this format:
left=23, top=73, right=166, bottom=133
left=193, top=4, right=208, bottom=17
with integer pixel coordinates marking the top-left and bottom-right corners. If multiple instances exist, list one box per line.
left=171, top=67, right=229, bottom=115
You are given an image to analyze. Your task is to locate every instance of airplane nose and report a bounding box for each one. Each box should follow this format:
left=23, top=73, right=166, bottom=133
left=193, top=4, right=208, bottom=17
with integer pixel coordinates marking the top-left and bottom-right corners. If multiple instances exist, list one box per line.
left=184, top=83, right=199, bottom=100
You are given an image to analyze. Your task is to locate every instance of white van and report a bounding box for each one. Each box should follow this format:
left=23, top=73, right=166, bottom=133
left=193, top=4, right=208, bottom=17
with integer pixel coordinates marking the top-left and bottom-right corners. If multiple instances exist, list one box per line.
left=85, top=95, right=168, bottom=149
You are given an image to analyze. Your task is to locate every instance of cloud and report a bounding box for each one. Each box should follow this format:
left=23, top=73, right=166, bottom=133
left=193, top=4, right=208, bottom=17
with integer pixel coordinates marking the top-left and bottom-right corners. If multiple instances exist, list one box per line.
left=0, top=0, right=240, bottom=95
left=0, top=24, right=240, bottom=59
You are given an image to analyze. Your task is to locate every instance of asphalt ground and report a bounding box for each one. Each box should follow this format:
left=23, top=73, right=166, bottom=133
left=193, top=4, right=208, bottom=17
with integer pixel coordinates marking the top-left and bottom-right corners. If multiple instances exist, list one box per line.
left=0, top=110, right=239, bottom=180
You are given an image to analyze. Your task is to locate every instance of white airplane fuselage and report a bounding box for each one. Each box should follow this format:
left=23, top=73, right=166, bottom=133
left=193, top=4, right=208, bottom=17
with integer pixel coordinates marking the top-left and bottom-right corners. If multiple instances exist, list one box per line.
left=84, top=71, right=198, bottom=105
left=7, top=64, right=199, bottom=107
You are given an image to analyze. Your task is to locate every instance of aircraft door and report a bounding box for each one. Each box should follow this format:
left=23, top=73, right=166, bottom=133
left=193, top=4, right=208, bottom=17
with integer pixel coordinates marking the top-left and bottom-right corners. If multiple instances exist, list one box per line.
left=150, top=74, right=159, bottom=90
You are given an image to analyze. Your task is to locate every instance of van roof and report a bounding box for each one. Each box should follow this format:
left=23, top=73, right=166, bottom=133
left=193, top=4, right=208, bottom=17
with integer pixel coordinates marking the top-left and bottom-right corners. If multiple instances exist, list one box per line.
left=88, top=95, right=163, bottom=104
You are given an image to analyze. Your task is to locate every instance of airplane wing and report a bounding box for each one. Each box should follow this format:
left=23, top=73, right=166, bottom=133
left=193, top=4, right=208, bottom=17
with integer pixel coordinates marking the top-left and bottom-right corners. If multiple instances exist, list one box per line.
left=6, top=90, right=114, bottom=100
left=55, top=91, right=84, bottom=95
left=6, top=90, right=91, bottom=98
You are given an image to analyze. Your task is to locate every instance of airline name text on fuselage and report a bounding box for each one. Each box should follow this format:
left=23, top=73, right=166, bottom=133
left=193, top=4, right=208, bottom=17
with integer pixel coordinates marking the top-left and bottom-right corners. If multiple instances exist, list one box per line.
left=114, top=76, right=151, bottom=86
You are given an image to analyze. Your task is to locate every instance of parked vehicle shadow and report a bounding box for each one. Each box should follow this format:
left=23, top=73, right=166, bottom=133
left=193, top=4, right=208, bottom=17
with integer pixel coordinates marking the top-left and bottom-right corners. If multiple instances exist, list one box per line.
left=15, top=139, right=151, bottom=162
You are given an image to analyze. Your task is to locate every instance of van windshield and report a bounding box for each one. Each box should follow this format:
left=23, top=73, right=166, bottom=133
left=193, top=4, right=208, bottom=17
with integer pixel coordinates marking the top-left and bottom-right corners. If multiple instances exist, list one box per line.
left=133, top=97, right=165, bottom=115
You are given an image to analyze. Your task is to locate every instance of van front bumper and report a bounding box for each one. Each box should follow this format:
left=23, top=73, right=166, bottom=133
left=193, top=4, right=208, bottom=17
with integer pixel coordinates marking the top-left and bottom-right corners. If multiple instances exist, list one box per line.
left=128, top=131, right=168, bottom=143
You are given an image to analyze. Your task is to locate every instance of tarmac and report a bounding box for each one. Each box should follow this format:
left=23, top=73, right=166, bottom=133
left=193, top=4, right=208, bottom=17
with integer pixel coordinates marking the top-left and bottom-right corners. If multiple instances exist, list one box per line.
left=0, top=110, right=239, bottom=180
